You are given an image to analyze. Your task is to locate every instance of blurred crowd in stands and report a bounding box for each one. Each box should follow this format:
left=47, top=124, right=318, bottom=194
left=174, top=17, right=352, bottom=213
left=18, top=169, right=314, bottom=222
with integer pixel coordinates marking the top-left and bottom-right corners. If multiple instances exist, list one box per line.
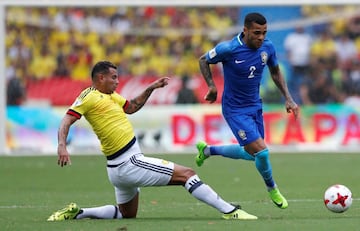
left=283, top=5, right=360, bottom=107
left=5, top=5, right=360, bottom=106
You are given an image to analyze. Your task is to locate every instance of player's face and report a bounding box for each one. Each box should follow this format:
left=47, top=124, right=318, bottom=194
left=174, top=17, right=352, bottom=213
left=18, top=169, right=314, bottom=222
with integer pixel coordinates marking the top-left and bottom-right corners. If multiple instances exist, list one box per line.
left=102, top=67, right=119, bottom=94
left=243, top=22, right=267, bottom=49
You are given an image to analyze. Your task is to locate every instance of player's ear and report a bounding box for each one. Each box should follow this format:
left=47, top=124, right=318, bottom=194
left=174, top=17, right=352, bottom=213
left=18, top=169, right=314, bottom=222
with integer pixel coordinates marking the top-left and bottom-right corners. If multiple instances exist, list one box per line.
left=243, top=26, right=248, bottom=34
left=98, top=73, right=105, bottom=82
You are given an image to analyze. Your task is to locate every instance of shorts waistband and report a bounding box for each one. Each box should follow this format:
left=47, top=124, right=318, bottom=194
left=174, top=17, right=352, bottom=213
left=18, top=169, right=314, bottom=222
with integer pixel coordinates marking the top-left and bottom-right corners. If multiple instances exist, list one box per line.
left=106, top=137, right=136, bottom=160
left=107, top=162, right=125, bottom=168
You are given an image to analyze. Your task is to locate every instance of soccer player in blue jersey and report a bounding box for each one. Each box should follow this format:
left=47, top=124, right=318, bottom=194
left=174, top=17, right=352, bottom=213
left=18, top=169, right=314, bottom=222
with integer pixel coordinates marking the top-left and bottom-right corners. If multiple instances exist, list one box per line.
left=47, top=61, right=258, bottom=221
left=196, top=12, right=299, bottom=209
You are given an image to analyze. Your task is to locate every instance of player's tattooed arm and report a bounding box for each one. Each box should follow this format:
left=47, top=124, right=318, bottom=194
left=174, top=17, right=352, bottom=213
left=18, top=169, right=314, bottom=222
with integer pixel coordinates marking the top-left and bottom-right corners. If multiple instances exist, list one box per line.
left=124, top=77, right=170, bottom=114
left=125, top=89, right=152, bottom=114
left=199, top=55, right=215, bottom=87
left=199, top=54, right=217, bottom=103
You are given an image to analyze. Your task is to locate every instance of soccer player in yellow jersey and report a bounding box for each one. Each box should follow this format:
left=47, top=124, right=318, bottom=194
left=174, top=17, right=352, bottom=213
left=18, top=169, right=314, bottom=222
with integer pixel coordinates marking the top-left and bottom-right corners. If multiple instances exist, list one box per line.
left=47, top=61, right=257, bottom=221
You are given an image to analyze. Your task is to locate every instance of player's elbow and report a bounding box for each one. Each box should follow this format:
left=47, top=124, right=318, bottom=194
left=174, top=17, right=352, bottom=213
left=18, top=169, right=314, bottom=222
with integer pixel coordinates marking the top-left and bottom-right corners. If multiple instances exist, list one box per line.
left=199, top=55, right=207, bottom=65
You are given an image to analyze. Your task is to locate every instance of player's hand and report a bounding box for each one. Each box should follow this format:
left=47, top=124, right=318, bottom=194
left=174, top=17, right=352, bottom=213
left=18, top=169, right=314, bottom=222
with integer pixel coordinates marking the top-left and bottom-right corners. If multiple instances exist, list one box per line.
left=151, top=77, right=170, bottom=89
left=205, top=86, right=217, bottom=103
left=285, top=99, right=299, bottom=120
left=57, top=147, right=72, bottom=167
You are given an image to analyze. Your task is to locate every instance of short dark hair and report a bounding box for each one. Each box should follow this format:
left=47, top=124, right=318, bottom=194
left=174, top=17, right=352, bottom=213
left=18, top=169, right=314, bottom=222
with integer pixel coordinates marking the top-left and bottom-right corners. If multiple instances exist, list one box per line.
left=244, top=12, right=267, bottom=28
left=91, top=61, right=117, bottom=80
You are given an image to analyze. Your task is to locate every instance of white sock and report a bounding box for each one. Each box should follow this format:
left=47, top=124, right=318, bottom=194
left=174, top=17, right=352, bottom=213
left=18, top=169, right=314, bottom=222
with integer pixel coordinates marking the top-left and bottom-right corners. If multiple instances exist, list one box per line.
left=185, top=175, right=235, bottom=213
left=204, top=146, right=211, bottom=156
left=76, top=205, right=122, bottom=219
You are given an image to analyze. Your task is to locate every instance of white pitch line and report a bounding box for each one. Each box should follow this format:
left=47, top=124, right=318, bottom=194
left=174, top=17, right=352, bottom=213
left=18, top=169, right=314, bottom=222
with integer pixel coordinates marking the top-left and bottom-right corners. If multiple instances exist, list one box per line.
left=288, top=198, right=360, bottom=202
left=233, top=198, right=360, bottom=204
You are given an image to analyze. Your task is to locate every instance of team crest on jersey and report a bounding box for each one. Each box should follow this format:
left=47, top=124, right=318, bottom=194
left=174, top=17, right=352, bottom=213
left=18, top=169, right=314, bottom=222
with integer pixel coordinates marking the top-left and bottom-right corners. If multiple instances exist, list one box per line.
left=238, top=129, right=247, bottom=141
left=260, top=51, right=268, bottom=65
left=162, top=160, right=170, bottom=165
left=209, top=48, right=217, bottom=59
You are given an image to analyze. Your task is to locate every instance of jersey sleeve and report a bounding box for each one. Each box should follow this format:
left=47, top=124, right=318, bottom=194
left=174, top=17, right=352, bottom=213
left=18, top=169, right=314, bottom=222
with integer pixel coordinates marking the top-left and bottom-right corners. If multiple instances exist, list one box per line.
left=67, top=88, right=93, bottom=118
left=112, top=93, right=127, bottom=107
left=265, top=41, right=278, bottom=68
left=206, top=41, right=233, bottom=64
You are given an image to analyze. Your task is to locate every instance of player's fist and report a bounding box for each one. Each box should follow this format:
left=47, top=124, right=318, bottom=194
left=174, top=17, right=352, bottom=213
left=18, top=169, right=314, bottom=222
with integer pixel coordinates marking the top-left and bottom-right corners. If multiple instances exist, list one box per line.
left=205, top=86, right=217, bottom=103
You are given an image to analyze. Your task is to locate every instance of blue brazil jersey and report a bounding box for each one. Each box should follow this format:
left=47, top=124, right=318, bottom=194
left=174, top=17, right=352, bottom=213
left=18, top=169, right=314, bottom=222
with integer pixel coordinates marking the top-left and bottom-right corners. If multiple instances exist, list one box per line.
left=206, top=33, right=278, bottom=117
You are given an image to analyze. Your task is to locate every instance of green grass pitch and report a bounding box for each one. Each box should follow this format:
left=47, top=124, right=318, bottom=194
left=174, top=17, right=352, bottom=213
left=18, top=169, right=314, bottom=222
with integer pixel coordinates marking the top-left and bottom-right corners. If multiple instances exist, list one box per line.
left=0, top=153, right=359, bottom=231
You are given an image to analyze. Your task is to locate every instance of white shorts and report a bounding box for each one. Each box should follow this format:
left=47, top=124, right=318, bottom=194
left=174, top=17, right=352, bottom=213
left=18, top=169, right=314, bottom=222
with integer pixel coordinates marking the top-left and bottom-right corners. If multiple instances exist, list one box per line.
left=106, top=141, right=174, bottom=204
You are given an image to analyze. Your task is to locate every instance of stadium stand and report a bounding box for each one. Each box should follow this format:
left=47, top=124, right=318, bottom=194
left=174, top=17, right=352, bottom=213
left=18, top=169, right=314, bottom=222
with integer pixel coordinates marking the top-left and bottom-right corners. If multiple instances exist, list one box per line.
left=26, top=78, right=91, bottom=105
left=5, top=6, right=360, bottom=106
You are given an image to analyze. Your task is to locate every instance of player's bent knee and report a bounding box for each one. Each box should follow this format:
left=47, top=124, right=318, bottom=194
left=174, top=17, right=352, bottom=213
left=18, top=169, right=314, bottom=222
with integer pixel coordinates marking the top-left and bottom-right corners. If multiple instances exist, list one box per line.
left=171, top=164, right=196, bottom=185
left=184, top=167, right=196, bottom=177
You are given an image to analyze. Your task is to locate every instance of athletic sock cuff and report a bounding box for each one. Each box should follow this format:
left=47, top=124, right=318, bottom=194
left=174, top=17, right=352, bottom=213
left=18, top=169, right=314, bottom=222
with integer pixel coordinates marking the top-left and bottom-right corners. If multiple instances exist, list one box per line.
left=185, top=175, right=203, bottom=193
left=255, top=148, right=269, bottom=157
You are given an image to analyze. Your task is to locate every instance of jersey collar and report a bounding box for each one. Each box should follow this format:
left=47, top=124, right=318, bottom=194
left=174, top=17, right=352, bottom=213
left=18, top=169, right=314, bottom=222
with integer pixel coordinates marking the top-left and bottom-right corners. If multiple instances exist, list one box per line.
left=237, top=33, right=245, bottom=46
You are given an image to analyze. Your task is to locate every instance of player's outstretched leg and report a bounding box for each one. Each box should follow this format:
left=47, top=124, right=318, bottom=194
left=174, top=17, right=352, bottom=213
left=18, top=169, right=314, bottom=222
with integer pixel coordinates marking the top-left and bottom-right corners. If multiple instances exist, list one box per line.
left=47, top=203, right=80, bottom=221
left=184, top=175, right=258, bottom=220
left=195, top=141, right=255, bottom=167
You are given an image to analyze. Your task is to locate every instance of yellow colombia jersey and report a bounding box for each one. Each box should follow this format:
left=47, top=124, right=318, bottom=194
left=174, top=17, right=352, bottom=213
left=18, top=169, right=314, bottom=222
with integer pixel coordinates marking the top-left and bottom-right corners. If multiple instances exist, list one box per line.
left=68, top=87, right=135, bottom=156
